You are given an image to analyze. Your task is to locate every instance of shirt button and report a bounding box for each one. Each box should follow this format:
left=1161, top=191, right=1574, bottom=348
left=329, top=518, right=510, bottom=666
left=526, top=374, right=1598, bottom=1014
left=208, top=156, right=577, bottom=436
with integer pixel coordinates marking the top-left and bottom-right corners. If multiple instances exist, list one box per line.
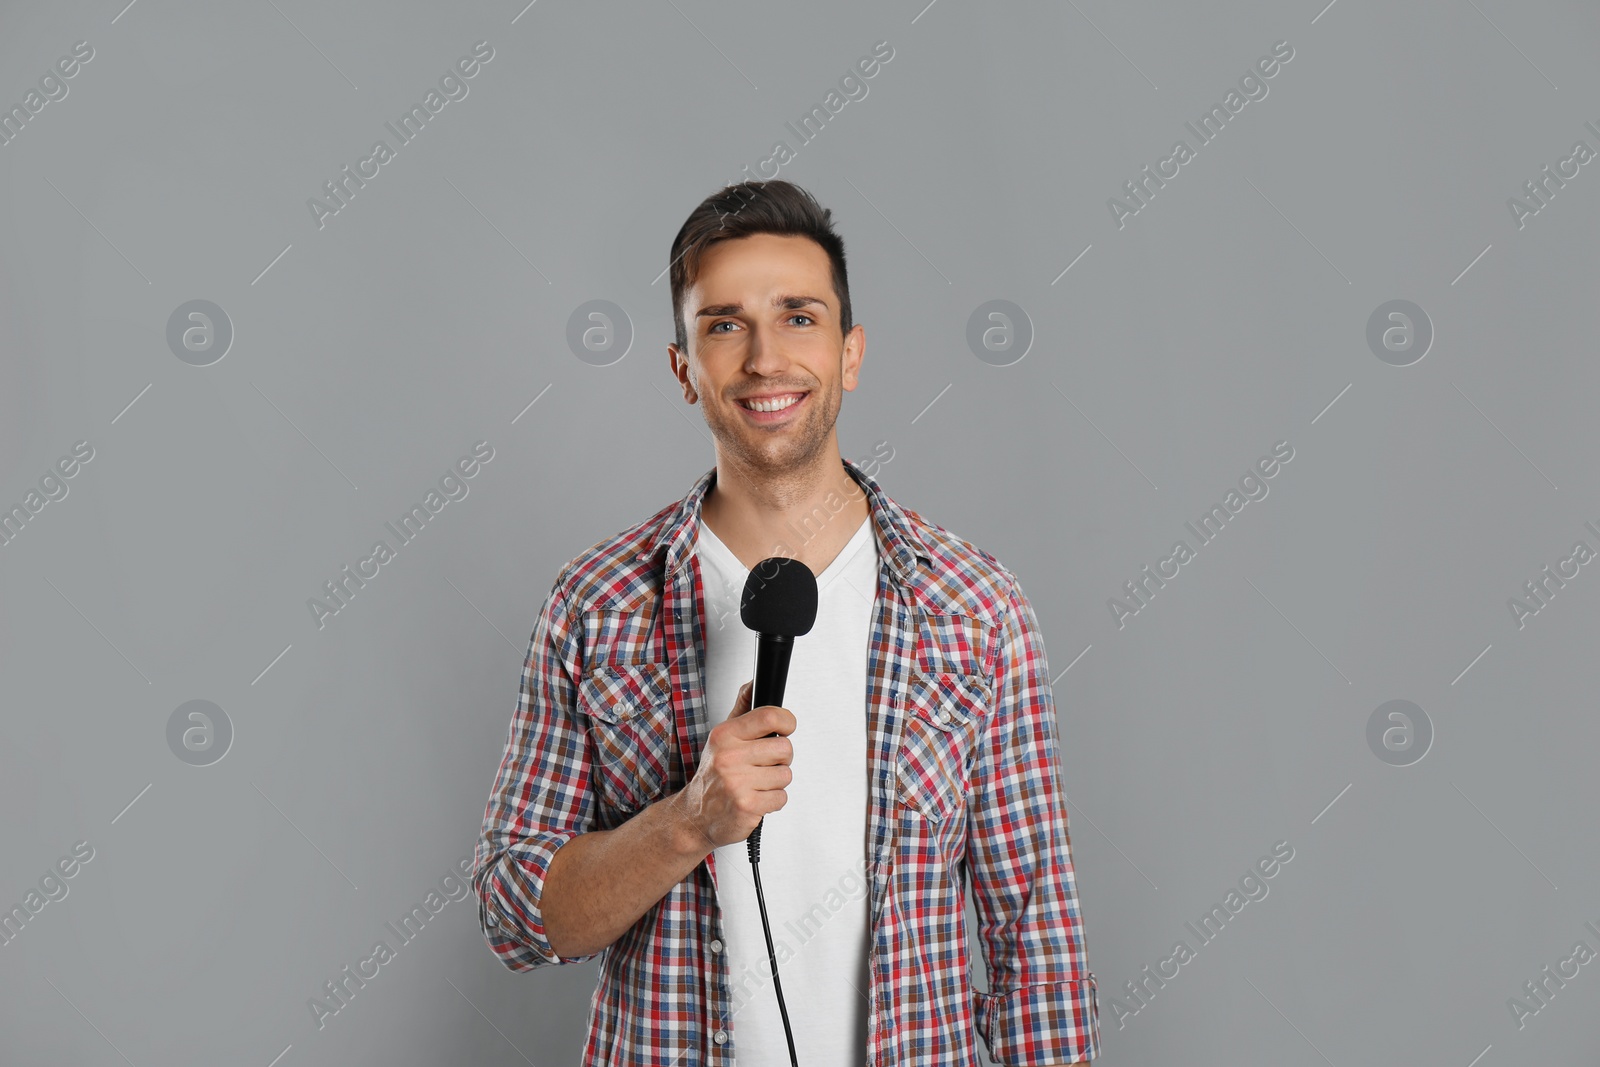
left=937, top=709, right=952, bottom=724
left=713, top=1029, right=728, bottom=1044
left=709, top=938, right=723, bottom=952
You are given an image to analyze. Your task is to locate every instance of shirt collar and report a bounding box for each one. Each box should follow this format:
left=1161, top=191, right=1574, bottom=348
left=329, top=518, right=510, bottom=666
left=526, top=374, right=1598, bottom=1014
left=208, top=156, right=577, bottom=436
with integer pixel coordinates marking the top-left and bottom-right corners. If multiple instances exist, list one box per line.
left=639, top=456, right=927, bottom=587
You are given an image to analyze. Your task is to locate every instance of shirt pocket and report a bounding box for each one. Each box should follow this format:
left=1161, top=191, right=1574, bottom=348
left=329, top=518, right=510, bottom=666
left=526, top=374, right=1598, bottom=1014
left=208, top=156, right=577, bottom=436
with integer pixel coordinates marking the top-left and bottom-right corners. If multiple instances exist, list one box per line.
left=895, top=670, right=991, bottom=821
left=578, top=661, right=674, bottom=817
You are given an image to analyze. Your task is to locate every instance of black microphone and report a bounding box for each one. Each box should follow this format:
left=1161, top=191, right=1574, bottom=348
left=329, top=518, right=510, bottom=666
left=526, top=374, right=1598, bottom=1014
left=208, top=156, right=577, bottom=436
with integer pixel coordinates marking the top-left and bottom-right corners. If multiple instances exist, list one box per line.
left=737, top=555, right=816, bottom=1067
left=740, top=555, right=819, bottom=738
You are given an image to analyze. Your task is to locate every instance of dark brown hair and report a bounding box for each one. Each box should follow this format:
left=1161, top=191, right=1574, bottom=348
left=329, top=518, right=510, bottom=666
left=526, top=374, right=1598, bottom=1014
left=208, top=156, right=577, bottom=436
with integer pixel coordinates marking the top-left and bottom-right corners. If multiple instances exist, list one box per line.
left=668, top=180, right=852, bottom=355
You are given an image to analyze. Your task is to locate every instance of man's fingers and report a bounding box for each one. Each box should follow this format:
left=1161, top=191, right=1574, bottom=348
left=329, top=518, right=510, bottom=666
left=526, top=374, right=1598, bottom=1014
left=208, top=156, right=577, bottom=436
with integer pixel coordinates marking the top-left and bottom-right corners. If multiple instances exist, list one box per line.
left=728, top=685, right=797, bottom=741
left=761, top=704, right=796, bottom=737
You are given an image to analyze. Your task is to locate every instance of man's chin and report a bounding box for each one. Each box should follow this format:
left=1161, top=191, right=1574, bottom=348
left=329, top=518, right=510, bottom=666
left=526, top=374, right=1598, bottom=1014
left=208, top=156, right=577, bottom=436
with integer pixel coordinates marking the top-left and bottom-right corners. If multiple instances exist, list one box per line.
left=718, top=432, right=824, bottom=473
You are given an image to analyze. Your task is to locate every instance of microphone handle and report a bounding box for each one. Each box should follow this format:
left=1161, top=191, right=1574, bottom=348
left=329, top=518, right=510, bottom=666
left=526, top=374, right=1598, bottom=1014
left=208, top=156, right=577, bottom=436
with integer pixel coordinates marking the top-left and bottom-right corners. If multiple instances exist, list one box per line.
left=751, top=631, right=793, bottom=711
left=747, top=632, right=794, bottom=861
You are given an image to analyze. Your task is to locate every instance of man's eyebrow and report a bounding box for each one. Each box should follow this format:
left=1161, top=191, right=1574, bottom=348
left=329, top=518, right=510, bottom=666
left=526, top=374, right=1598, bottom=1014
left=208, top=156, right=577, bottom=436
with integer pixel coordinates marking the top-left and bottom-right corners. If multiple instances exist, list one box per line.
left=694, top=294, right=831, bottom=320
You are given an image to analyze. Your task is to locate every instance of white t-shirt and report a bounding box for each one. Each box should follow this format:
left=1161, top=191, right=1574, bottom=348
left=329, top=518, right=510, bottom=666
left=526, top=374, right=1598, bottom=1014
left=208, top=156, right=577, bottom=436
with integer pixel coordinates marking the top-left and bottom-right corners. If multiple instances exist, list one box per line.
left=697, top=513, right=879, bottom=1066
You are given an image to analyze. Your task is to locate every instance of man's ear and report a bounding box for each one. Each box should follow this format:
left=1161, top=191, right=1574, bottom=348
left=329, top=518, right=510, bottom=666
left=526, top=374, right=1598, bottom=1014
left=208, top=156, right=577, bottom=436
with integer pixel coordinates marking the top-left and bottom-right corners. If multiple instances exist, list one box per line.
left=841, top=323, right=865, bottom=392
left=668, top=343, right=698, bottom=403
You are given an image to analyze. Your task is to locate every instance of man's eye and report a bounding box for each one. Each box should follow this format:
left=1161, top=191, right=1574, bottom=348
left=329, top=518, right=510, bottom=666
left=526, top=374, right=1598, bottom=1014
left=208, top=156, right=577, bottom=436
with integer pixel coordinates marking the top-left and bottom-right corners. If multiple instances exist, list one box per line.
left=709, top=321, right=738, bottom=334
left=788, top=314, right=814, bottom=326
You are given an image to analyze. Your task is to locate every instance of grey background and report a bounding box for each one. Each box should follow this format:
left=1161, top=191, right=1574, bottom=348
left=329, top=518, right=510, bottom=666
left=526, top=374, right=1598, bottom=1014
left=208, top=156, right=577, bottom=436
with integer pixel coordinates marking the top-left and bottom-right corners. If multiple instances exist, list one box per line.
left=2, top=0, right=1597, bottom=1063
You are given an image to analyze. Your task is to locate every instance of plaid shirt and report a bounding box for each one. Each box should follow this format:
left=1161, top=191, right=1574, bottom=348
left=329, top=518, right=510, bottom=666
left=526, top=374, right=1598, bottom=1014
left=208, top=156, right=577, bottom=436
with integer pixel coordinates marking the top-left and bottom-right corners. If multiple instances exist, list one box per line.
left=474, top=457, right=1100, bottom=1065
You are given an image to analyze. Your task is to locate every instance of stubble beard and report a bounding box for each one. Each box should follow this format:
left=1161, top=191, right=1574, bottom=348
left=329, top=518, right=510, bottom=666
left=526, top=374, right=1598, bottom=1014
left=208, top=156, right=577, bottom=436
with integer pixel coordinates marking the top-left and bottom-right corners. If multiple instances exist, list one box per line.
left=706, top=377, right=838, bottom=480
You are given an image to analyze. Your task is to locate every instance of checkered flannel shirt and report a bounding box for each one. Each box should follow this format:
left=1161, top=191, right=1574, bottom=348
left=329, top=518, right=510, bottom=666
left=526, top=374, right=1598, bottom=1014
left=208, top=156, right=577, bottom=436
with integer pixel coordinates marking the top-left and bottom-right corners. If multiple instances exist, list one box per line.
left=474, top=456, right=1100, bottom=1065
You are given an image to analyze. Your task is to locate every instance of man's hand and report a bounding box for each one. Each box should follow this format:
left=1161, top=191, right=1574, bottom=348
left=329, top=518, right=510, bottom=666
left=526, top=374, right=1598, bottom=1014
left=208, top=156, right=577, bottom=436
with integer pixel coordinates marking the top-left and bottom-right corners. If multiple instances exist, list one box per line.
left=675, top=680, right=795, bottom=850
left=538, top=682, right=794, bottom=959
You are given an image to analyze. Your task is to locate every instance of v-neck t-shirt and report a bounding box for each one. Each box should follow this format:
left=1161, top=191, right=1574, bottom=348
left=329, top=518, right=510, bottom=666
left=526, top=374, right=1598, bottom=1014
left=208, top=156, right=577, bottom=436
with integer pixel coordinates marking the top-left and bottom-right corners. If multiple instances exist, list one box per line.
left=695, top=513, right=880, bottom=1065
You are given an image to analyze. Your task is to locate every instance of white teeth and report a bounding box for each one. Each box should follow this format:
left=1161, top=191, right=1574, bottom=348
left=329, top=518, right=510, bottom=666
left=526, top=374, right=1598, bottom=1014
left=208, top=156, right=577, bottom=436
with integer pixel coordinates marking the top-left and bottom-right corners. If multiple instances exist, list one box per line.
left=741, top=394, right=802, bottom=413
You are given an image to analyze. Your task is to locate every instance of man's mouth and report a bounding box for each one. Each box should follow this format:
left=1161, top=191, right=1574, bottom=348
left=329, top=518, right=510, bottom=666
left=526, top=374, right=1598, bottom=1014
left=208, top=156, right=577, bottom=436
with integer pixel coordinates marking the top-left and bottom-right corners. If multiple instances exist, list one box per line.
left=736, top=391, right=808, bottom=415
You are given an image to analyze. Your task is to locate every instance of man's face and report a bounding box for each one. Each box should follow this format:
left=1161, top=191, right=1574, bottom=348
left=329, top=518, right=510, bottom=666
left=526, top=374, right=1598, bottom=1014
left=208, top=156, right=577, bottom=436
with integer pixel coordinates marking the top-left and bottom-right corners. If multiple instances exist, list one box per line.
left=669, top=233, right=863, bottom=475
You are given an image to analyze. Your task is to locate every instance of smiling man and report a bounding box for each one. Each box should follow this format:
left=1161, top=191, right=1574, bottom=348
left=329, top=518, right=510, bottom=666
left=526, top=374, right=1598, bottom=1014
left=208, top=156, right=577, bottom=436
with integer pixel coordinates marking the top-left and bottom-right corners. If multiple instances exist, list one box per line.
left=473, top=179, right=1100, bottom=1066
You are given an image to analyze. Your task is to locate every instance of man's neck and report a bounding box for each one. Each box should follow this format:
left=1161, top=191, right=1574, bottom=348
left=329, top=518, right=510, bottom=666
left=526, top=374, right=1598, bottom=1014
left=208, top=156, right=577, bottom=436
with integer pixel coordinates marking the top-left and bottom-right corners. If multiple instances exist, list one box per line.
left=700, top=452, right=870, bottom=576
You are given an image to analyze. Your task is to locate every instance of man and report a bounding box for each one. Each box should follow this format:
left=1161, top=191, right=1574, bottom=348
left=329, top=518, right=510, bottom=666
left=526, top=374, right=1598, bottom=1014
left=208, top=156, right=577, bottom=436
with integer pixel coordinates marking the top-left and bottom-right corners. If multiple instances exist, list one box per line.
left=473, top=179, right=1100, bottom=1065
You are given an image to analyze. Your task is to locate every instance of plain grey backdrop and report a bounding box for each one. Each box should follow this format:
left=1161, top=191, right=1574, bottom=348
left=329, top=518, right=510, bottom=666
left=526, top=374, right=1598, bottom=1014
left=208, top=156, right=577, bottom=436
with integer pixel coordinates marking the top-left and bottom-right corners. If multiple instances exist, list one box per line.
left=2, top=0, right=1598, bottom=1063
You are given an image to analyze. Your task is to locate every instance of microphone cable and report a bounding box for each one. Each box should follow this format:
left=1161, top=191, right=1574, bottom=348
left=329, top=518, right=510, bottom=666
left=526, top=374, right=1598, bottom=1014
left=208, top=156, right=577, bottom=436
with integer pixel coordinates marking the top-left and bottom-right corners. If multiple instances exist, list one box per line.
left=747, top=813, right=800, bottom=1067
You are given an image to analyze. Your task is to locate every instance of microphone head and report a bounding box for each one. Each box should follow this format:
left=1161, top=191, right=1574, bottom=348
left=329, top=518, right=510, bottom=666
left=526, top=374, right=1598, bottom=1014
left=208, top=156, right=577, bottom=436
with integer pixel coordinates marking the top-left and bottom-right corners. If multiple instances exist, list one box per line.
left=740, top=556, right=819, bottom=637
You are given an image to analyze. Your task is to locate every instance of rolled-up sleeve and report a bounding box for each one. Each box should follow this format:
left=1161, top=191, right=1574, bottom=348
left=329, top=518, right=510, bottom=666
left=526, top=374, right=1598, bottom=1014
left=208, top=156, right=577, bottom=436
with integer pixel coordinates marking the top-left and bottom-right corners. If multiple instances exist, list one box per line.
left=968, top=567, right=1100, bottom=1063
left=473, top=572, right=601, bottom=971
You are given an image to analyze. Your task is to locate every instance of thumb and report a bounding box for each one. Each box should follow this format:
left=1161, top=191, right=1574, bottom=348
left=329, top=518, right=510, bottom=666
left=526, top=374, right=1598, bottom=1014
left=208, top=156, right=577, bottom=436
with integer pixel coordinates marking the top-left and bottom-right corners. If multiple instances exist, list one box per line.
left=730, top=680, right=753, bottom=717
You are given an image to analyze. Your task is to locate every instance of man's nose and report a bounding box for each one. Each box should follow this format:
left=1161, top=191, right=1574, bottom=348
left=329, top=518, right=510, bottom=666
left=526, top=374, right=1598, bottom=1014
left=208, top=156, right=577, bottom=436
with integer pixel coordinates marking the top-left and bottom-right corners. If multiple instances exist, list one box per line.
left=743, top=322, right=789, bottom=374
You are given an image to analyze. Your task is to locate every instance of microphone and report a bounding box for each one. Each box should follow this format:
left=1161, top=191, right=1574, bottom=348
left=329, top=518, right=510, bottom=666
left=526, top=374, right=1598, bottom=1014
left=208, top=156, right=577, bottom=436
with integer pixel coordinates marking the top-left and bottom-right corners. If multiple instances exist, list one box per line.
left=737, top=555, right=816, bottom=1067
left=740, top=555, right=819, bottom=741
